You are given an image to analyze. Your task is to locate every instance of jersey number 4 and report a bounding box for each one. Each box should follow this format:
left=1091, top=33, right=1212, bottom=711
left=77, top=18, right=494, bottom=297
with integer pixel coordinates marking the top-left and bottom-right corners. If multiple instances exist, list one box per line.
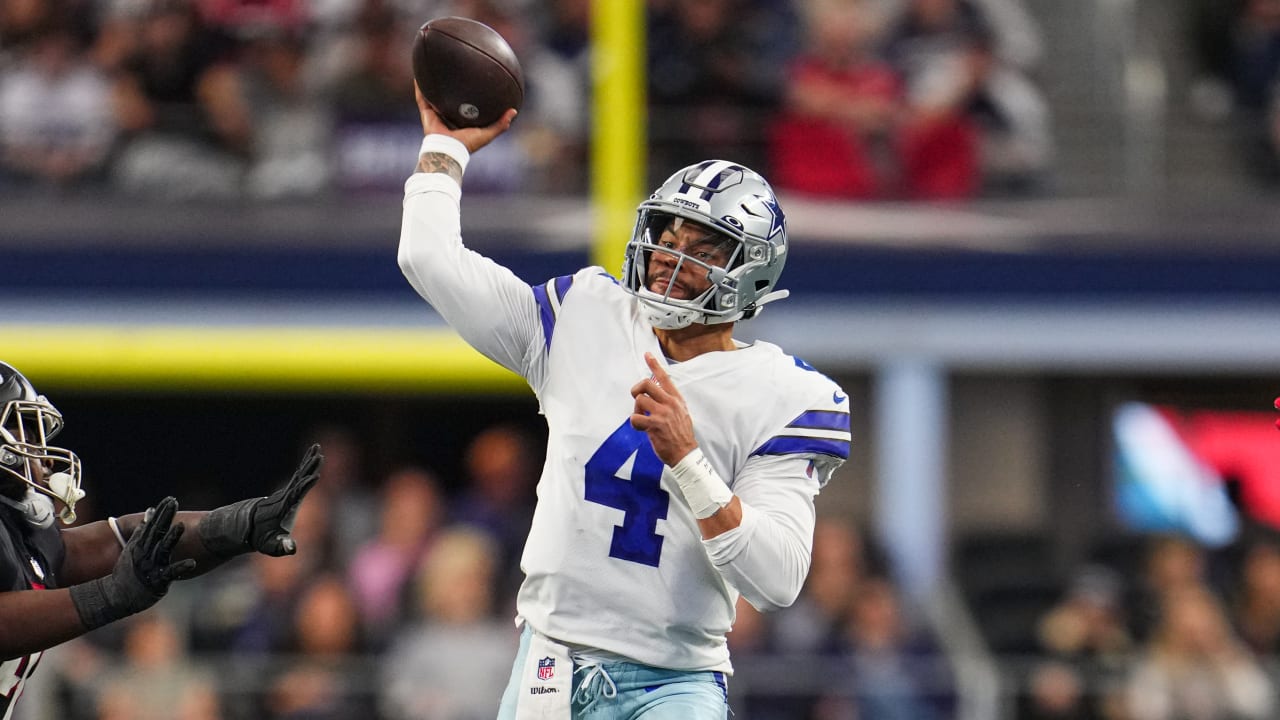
left=584, top=420, right=671, bottom=567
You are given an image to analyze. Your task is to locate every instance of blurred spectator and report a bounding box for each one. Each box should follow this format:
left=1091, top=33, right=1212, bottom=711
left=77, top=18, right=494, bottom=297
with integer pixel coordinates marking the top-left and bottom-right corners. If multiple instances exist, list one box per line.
left=325, top=0, right=419, bottom=194
left=647, top=0, right=789, bottom=181
left=0, top=22, right=116, bottom=190
left=1128, top=534, right=1211, bottom=642
left=523, top=0, right=591, bottom=193
left=1025, top=565, right=1134, bottom=720
left=264, top=573, right=370, bottom=720
left=725, top=595, right=812, bottom=720
left=883, top=0, right=1052, bottom=197
left=237, top=28, right=333, bottom=199
left=1124, top=585, right=1275, bottom=720
left=379, top=525, right=514, bottom=720
left=450, top=423, right=537, bottom=593
left=768, top=0, right=904, bottom=199
left=1229, top=530, right=1280, bottom=656
left=816, top=577, right=956, bottom=720
left=326, top=0, right=412, bottom=124
left=305, top=425, right=377, bottom=570
left=346, top=465, right=445, bottom=647
left=1229, top=0, right=1280, bottom=183
left=95, top=614, right=223, bottom=720
left=774, top=517, right=866, bottom=654
left=107, top=0, right=250, bottom=199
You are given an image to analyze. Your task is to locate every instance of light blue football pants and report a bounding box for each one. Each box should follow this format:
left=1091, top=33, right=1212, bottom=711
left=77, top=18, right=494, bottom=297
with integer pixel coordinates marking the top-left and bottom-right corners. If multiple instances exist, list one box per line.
left=497, top=624, right=729, bottom=720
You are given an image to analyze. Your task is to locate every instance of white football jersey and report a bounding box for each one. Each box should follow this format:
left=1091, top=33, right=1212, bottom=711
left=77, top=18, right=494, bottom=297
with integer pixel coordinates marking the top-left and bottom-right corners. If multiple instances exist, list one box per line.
left=400, top=173, right=851, bottom=673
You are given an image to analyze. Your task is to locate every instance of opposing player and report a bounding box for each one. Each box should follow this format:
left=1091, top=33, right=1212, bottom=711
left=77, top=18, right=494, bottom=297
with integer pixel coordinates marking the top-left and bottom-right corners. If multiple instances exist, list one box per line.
left=0, top=361, right=322, bottom=717
left=399, top=87, right=850, bottom=720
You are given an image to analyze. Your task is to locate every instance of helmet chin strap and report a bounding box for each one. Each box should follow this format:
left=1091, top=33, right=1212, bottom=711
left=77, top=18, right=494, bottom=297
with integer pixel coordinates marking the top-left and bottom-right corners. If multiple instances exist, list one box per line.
left=0, top=489, right=56, bottom=529
left=738, top=289, right=791, bottom=321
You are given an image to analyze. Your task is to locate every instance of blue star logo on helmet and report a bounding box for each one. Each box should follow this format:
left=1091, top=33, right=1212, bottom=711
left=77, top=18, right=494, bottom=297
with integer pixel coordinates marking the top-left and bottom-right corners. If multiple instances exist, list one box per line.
left=761, top=195, right=785, bottom=241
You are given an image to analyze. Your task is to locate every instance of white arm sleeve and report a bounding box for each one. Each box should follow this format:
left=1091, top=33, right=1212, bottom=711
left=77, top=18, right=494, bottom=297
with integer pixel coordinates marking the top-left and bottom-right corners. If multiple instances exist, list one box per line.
left=398, top=144, right=546, bottom=384
left=700, top=454, right=828, bottom=612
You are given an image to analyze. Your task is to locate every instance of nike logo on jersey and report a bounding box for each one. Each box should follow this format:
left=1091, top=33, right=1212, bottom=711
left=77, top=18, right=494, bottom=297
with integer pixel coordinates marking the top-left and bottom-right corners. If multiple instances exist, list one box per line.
left=833, top=391, right=847, bottom=404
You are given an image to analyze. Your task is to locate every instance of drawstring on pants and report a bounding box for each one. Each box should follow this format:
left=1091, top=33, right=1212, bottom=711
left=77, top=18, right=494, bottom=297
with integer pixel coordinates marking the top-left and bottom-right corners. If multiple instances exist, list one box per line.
left=572, top=663, right=618, bottom=712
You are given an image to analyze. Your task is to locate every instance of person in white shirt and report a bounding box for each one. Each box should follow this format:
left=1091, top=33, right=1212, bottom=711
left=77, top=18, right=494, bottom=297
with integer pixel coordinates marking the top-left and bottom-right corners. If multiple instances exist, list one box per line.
left=398, top=88, right=851, bottom=720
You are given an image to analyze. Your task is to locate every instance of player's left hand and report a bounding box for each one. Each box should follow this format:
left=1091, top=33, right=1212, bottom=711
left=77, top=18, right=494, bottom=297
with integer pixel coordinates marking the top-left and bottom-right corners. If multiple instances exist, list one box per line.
left=630, top=353, right=699, bottom=466
left=198, top=443, right=324, bottom=558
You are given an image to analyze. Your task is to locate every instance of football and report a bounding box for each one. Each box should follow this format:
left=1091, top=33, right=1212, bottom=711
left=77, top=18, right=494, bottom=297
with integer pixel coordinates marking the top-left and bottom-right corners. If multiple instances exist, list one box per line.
left=412, top=16, right=525, bottom=129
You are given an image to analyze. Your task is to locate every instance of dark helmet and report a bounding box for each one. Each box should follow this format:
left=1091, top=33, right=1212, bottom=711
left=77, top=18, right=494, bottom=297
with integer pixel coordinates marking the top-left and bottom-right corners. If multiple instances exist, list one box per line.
left=0, top=362, right=83, bottom=523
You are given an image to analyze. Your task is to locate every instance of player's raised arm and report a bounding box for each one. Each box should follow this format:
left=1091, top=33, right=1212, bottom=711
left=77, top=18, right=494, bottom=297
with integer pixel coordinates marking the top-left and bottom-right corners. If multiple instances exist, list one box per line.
left=397, top=72, right=544, bottom=381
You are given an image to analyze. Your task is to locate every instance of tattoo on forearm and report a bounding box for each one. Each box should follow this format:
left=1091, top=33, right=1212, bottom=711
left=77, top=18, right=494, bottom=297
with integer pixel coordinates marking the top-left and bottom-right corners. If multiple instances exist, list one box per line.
left=417, top=152, right=462, bottom=183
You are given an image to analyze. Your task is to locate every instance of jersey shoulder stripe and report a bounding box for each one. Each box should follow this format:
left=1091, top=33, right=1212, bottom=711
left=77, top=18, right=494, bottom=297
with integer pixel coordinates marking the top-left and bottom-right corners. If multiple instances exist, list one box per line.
left=752, top=434, right=850, bottom=459
left=751, top=408, right=851, bottom=460
left=530, top=274, right=576, bottom=350
left=737, top=346, right=853, bottom=461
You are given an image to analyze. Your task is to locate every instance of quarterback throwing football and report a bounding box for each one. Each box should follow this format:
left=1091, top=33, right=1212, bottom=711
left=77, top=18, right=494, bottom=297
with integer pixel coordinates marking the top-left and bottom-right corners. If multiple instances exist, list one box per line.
left=400, top=89, right=850, bottom=720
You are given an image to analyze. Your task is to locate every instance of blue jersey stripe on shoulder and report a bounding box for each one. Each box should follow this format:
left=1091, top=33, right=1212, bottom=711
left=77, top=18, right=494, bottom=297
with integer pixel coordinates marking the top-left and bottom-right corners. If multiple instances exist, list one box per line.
left=793, top=356, right=817, bottom=372
left=751, top=435, right=850, bottom=460
left=789, top=410, right=850, bottom=432
left=553, top=274, right=574, bottom=304
left=531, top=282, right=555, bottom=350
left=531, top=274, right=576, bottom=351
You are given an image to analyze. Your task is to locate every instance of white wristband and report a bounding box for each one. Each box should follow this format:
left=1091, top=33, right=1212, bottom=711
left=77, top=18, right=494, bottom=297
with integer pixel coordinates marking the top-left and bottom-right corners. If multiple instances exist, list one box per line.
left=670, top=448, right=733, bottom=520
left=418, top=134, right=470, bottom=175
left=107, top=516, right=128, bottom=549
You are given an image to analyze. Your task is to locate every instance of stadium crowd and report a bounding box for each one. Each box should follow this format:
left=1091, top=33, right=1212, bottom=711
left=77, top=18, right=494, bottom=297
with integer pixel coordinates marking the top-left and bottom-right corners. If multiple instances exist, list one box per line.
left=0, top=0, right=1062, bottom=201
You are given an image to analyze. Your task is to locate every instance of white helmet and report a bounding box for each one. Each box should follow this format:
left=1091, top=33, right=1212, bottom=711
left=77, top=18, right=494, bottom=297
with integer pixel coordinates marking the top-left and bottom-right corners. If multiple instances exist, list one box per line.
left=622, top=160, right=789, bottom=330
left=0, top=362, right=84, bottom=525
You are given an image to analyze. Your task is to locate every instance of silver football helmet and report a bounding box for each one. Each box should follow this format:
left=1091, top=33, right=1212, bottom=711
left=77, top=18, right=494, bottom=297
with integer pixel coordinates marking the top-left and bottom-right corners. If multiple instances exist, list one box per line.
left=622, top=160, right=789, bottom=329
left=0, top=362, right=83, bottom=524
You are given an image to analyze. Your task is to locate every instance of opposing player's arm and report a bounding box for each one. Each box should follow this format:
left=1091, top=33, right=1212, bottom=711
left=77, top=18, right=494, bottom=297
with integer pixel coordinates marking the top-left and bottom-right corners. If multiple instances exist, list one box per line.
left=62, top=444, right=323, bottom=585
left=0, top=586, right=96, bottom=660
left=2, top=500, right=193, bottom=659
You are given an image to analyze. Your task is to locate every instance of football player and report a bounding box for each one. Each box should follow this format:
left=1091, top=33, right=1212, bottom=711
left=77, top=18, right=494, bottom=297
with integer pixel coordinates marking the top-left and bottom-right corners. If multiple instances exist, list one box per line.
left=0, top=361, right=321, bottom=718
left=399, top=89, right=850, bottom=720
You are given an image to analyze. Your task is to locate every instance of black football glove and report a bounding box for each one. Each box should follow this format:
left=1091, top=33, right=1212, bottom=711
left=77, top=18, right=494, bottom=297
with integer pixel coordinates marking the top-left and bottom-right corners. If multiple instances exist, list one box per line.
left=198, top=443, right=323, bottom=558
left=69, top=496, right=196, bottom=630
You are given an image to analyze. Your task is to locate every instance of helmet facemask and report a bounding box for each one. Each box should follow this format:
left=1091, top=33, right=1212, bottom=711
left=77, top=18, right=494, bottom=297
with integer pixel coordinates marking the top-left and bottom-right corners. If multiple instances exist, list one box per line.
left=0, top=395, right=84, bottom=525
left=625, top=212, right=747, bottom=330
left=622, top=160, right=789, bottom=330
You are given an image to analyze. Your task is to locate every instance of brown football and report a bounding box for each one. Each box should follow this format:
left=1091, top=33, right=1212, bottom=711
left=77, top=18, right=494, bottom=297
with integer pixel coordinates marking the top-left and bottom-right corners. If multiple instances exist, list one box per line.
left=412, top=16, right=524, bottom=129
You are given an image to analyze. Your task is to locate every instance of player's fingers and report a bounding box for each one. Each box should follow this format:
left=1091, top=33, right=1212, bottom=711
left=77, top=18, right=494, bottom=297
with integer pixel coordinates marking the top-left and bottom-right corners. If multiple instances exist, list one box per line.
left=630, top=412, right=653, bottom=431
left=164, top=558, right=198, bottom=582
left=644, top=353, right=682, bottom=400
left=631, top=377, right=667, bottom=401
left=153, top=522, right=184, bottom=565
left=633, top=393, right=658, bottom=417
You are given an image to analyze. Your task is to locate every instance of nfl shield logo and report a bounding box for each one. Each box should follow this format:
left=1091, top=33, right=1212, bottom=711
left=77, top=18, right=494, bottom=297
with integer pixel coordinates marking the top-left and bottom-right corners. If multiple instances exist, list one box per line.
left=536, top=656, right=555, bottom=681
